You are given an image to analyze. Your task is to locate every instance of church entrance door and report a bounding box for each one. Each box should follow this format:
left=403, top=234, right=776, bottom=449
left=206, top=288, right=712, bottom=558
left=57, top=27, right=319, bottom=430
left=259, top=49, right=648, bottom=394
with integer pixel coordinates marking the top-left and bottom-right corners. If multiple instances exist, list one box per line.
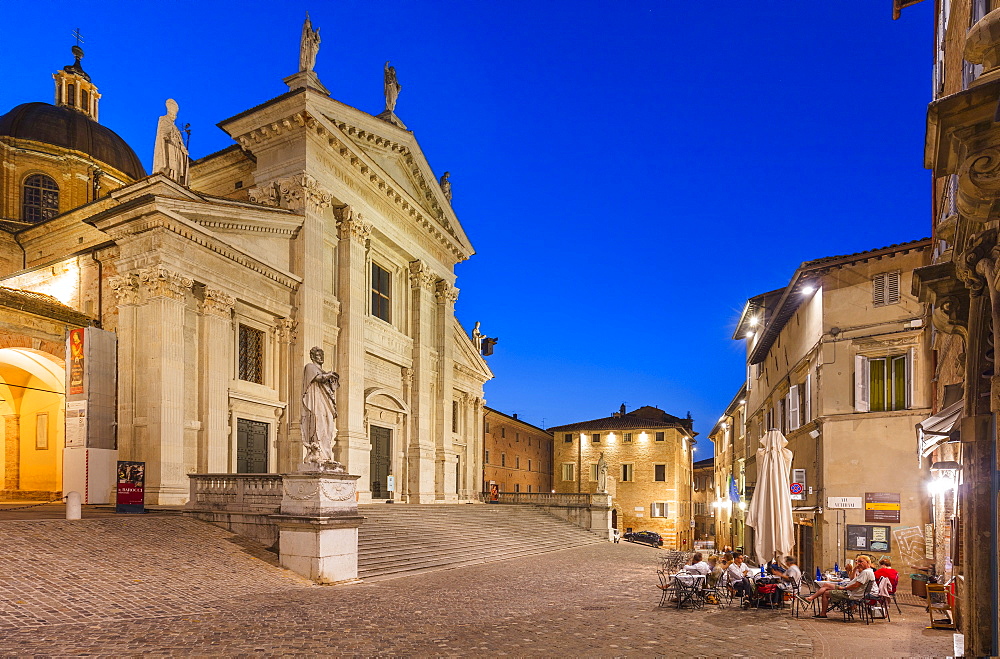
left=236, top=418, right=268, bottom=473
left=369, top=426, right=391, bottom=498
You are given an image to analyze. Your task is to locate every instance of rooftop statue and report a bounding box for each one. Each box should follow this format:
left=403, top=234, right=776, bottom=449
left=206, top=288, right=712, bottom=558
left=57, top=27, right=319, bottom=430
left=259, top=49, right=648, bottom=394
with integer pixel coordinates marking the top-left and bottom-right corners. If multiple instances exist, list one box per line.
left=384, top=61, right=401, bottom=113
left=301, top=346, right=344, bottom=472
left=440, top=171, right=452, bottom=202
left=299, top=13, right=321, bottom=72
left=152, top=99, right=189, bottom=185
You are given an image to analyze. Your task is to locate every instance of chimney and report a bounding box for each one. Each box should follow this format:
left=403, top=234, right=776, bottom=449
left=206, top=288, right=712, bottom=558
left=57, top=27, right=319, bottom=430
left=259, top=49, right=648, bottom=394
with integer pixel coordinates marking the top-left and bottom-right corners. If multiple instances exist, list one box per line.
left=512, top=413, right=518, bottom=420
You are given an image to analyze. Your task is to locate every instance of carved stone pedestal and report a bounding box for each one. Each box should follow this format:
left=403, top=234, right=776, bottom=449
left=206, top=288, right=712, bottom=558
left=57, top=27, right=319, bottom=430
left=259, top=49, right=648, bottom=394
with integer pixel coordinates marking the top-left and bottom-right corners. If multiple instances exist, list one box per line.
left=271, top=471, right=364, bottom=584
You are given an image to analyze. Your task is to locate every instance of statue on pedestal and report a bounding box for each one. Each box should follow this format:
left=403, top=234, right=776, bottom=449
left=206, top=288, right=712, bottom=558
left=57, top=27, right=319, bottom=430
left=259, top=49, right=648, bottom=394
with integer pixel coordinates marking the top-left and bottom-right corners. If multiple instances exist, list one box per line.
left=152, top=99, right=189, bottom=186
left=301, top=346, right=343, bottom=472
left=299, top=12, right=321, bottom=72
left=471, top=321, right=483, bottom=351
left=597, top=452, right=608, bottom=493
left=384, top=61, right=401, bottom=113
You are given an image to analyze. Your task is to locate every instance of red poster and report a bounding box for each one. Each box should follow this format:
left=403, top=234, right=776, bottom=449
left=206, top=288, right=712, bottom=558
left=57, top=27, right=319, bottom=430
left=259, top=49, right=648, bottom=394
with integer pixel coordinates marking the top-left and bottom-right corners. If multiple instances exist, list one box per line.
left=116, top=461, right=145, bottom=513
left=68, top=328, right=84, bottom=394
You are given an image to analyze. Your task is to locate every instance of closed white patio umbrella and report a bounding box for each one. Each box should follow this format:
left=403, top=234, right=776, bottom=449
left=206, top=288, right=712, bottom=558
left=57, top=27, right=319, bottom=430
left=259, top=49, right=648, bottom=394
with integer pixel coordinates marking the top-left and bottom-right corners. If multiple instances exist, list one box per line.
left=745, top=429, right=794, bottom=565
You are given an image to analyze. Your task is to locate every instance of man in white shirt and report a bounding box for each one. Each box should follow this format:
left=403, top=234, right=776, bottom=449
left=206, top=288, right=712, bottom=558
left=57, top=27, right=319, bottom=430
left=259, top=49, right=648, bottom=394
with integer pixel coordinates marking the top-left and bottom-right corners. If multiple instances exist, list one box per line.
left=725, top=553, right=754, bottom=598
left=803, top=554, right=875, bottom=618
left=772, top=556, right=803, bottom=593
left=683, top=552, right=711, bottom=576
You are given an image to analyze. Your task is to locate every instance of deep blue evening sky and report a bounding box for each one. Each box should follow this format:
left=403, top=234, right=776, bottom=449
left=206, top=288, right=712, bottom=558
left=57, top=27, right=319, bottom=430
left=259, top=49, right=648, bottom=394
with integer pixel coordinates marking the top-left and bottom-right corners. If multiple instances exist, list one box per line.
left=1, top=1, right=934, bottom=451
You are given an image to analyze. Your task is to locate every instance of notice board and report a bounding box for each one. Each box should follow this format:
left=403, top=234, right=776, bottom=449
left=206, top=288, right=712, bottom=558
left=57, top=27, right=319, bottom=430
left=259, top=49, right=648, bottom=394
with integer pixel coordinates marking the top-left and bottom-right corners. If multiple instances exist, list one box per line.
left=847, top=524, right=892, bottom=552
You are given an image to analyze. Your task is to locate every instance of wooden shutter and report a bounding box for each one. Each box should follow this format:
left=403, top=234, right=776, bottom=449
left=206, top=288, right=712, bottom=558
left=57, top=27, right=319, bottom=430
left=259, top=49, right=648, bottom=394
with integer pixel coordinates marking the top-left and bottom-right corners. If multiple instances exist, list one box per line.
left=855, top=355, right=869, bottom=412
left=804, top=373, right=812, bottom=422
left=873, top=273, right=885, bottom=306
left=887, top=272, right=901, bottom=305
left=788, top=385, right=800, bottom=431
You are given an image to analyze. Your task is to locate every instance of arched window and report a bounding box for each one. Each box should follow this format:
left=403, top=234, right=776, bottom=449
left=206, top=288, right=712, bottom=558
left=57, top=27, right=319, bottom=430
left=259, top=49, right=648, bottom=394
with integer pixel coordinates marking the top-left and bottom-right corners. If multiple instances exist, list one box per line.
left=22, top=174, right=59, bottom=222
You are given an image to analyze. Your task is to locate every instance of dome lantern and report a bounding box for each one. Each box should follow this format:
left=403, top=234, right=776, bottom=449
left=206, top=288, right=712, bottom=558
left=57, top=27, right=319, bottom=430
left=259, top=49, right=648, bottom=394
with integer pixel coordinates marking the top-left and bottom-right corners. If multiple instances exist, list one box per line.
left=52, top=36, right=100, bottom=121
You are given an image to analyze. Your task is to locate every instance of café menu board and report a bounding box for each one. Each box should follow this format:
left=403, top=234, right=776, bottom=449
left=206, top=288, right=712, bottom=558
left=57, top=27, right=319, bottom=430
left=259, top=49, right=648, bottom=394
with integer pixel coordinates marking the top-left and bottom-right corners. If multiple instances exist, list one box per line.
left=865, top=492, right=901, bottom=523
left=847, top=524, right=892, bottom=552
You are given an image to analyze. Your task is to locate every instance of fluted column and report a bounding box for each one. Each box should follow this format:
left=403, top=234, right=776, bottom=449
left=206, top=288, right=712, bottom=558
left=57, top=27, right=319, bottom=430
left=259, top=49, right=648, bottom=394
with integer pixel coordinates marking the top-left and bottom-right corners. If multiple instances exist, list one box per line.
left=198, top=288, right=235, bottom=473
left=408, top=260, right=437, bottom=503
left=276, top=318, right=297, bottom=472
left=334, top=206, right=371, bottom=484
left=435, top=280, right=459, bottom=502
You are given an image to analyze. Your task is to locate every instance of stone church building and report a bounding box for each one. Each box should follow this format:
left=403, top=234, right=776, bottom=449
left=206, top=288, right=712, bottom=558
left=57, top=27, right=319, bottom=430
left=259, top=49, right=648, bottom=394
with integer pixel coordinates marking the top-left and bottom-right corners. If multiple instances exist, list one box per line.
left=0, top=34, right=492, bottom=504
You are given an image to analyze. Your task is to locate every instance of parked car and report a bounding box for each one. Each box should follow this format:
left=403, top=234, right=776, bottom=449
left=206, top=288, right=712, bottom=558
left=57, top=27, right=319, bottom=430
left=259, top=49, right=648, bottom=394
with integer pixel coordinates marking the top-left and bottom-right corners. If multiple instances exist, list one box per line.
left=623, top=530, right=662, bottom=547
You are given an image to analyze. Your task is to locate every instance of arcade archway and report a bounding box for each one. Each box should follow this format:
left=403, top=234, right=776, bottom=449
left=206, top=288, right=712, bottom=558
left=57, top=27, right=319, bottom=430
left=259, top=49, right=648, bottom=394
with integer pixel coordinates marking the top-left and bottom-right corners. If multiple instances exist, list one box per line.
left=0, top=348, right=64, bottom=499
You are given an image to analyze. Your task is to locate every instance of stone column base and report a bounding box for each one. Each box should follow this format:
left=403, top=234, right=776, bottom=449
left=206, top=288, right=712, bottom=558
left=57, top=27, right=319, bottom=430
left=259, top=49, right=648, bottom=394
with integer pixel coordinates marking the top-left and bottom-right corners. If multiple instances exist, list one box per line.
left=271, top=514, right=365, bottom=584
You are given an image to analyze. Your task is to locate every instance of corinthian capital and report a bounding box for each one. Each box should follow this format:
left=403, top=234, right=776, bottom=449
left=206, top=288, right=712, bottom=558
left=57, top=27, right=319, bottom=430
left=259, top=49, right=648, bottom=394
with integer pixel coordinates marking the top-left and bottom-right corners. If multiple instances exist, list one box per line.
left=334, top=205, right=373, bottom=243
left=276, top=317, right=298, bottom=343
left=408, top=260, right=436, bottom=291
left=109, top=273, right=141, bottom=306
left=435, top=279, right=459, bottom=304
left=201, top=288, right=235, bottom=317
left=136, top=266, right=193, bottom=301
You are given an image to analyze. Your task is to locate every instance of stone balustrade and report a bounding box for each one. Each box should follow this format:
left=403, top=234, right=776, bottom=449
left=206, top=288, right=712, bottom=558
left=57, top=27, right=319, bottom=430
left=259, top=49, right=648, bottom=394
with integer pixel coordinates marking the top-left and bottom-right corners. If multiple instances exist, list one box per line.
left=486, top=491, right=612, bottom=538
left=187, top=474, right=283, bottom=513
left=492, top=491, right=591, bottom=507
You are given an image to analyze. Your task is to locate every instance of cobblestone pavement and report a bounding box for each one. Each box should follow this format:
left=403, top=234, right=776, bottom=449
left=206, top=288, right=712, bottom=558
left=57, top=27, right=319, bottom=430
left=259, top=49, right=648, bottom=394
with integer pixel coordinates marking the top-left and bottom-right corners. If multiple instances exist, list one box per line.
left=0, top=517, right=955, bottom=657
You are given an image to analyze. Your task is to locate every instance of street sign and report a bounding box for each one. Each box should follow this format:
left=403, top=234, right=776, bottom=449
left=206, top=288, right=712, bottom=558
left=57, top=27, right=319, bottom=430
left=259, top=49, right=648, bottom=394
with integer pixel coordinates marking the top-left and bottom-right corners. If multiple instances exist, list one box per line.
left=827, top=496, right=862, bottom=509
left=387, top=475, right=395, bottom=492
left=790, top=483, right=803, bottom=494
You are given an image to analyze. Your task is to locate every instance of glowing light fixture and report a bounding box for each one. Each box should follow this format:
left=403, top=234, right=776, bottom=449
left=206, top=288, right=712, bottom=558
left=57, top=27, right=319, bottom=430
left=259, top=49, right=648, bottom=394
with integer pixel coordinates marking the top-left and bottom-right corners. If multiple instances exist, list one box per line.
left=748, top=316, right=758, bottom=327
left=801, top=284, right=815, bottom=295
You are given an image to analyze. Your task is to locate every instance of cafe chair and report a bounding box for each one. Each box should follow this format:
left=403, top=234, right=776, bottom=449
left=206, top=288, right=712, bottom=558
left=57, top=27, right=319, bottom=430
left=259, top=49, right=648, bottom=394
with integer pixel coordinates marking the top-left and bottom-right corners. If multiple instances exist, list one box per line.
left=656, top=570, right=672, bottom=608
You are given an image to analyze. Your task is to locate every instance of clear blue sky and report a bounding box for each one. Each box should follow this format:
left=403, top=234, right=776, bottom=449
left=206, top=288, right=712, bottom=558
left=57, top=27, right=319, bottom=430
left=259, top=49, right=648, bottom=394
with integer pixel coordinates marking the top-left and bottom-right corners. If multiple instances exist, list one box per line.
left=0, top=1, right=934, bottom=451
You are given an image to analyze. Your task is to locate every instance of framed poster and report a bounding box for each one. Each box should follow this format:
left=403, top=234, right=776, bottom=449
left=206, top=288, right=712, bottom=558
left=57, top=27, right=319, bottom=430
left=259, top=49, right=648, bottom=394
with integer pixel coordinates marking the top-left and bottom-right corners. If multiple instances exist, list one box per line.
left=116, top=461, right=145, bottom=514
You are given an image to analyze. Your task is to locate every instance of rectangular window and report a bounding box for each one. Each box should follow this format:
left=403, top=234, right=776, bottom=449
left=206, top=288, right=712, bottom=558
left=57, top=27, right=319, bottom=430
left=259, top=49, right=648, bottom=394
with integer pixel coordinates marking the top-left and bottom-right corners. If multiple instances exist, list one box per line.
left=621, top=463, right=634, bottom=482
left=856, top=353, right=911, bottom=412
left=485, top=421, right=490, bottom=434
left=651, top=502, right=668, bottom=517
left=371, top=262, right=392, bottom=322
left=452, top=400, right=459, bottom=433
left=527, top=484, right=532, bottom=492
left=778, top=398, right=787, bottom=433
left=873, top=271, right=901, bottom=306
left=484, top=450, right=489, bottom=464
left=501, top=427, right=506, bottom=438
left=514, top=484, right=520, bottom=492
left=238, top=324, right=265, bottom=384
left=654, top=464, right=666, bottom=482
left=561, top=463, right=575, bottom=481
left=623, top=432, right=632, bottom=443
left=35, top=413, right=48, bottom=450
left=501, top=453, right=506, bottom=467
left=564, top=433, right=573, bottom=443
left=515, top=456, right=520, bottom=469
left=591, top=433, right=601, bottom=443
left=655, top=432, right=665, bottom=442
left=590, top=463, right=599, bottom=481
left=527, top=459, right=532, bottom=472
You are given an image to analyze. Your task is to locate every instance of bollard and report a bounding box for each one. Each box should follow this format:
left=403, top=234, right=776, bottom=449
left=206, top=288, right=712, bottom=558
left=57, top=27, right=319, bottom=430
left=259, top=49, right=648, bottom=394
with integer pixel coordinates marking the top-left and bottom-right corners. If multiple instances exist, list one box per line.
left=66, top=491, right=82, bottom=520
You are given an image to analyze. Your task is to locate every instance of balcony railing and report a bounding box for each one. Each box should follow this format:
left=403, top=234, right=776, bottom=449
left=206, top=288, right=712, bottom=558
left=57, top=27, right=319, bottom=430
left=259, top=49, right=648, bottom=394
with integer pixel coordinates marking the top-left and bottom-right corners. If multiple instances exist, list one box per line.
left=485, top=491, right=594, bottom=506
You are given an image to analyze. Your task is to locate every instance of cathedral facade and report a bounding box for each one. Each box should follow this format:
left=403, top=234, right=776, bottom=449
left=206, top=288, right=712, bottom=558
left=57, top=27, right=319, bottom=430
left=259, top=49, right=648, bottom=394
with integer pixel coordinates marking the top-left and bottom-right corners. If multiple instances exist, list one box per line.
left=0, top=30, right=491, bottom=505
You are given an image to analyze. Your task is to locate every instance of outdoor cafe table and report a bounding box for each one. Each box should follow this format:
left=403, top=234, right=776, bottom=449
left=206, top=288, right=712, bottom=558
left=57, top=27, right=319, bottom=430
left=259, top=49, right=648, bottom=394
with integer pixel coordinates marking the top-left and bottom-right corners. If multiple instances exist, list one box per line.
left=672, top=573, right=707, bottom=609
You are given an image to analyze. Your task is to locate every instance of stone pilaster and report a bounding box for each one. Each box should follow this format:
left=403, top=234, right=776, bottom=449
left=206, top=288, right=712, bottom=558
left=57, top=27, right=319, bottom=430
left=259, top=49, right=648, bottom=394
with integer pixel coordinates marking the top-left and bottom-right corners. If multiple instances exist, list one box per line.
left=435, top=279, right=459, bottom=502
left=109, top=273, right=140, bottom=463
left=407, top=260, right=437, bottom=503
left=334, top=206, right=372, bottom=485
left=131, top=266, right=192, bottom=504
left=276, top=318, right=297, bottom=472
left=198, top=288, right=235, bottom=473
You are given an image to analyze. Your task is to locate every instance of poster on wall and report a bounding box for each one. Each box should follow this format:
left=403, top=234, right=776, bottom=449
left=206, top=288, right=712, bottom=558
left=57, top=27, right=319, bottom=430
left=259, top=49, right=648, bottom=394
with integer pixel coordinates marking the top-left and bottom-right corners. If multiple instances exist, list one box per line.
left=68, top=328, right=84, bottom=394
left=116, top=461, right=145, bottom=514
left=865, top=492, right=901, bottom=523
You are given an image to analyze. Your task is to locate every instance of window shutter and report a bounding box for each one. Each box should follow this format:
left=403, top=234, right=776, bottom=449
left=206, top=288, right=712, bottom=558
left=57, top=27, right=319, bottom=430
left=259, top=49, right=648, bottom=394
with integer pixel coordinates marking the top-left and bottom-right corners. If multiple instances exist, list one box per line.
left=873, top=273, right=885, bottom=306
left=804, top=373, right=812, bottom=422
left=907, top=346, right=916, bottom=409
left=855, top=355, right=869, bottom=412
left=788, top=385, right=800, bottom=431
left=887, top=272, right=901, bottom=305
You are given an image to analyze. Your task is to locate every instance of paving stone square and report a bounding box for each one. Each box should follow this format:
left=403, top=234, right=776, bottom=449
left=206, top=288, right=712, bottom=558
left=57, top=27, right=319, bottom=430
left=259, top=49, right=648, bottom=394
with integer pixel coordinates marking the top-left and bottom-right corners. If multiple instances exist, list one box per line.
left=0, top=517, right=955, bottom=657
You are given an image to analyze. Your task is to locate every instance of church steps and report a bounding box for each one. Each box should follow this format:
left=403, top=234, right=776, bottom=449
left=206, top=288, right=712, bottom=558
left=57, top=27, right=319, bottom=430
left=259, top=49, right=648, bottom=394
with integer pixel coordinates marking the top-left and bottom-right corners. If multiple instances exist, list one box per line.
left=356, top=503, right=607, bottom=580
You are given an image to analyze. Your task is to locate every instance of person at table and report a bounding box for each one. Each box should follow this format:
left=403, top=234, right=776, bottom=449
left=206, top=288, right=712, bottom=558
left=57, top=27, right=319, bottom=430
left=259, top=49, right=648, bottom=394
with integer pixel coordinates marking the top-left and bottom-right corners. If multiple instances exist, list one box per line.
left=801, top=554, right=875, bottom=617
left=771, top=556, right=802, bottom=593
left=874, top=557, right=899, bottom=593
left=726, top=553, right=754, bottom=598
left=706, top=555, right=722, bottom=586
left=683, top=552, right=711, bottom=576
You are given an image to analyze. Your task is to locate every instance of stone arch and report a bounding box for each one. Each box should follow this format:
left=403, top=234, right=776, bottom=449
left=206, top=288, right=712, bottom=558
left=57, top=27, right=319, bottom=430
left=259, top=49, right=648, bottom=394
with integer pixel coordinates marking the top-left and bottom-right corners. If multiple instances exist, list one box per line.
left=0, top=348, right=65, bottom=499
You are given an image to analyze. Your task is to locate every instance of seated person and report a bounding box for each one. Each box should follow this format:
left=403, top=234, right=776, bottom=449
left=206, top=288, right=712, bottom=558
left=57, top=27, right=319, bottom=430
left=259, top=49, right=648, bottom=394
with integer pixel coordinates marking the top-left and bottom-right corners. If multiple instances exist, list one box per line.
left=874, top=557, right=899, bottom=593
left=726, top=553, right=754, bottom=598
left=683, top=552, right=711, bottom=576
left=801, top=554, right=875, bottom=617
left=771, top=555, right=802, bottom=593
left=706, top=555, right=722, bottom=586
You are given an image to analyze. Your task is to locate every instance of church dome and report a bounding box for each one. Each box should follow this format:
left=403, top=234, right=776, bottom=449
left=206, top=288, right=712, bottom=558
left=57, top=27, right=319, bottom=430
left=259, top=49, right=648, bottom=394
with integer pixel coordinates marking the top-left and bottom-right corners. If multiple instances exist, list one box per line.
left=0, top=102, right=146, bottom=180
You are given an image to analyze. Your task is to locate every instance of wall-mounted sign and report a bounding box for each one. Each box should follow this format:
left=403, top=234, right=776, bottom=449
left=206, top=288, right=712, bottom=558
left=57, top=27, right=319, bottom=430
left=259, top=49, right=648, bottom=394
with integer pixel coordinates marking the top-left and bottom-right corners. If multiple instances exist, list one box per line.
left=847, top=524, right=892, bottom=552
left=828, top=496, right=862, bottom=509
left=865, top=492, right=901, bottom=523
left=791, top=469, right=806, bottom=501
